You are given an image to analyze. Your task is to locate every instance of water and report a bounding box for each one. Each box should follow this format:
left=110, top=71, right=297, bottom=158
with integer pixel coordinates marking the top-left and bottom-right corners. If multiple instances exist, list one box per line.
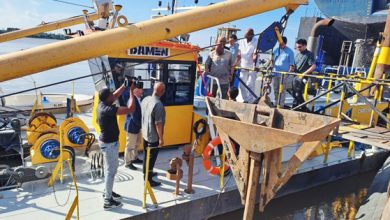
left=211, top=171, right=376, bottom=220
left=0, top=38, right=95, bottom=96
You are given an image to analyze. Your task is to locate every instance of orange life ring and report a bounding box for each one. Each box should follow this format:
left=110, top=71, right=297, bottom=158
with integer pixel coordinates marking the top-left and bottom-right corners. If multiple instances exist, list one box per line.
left=202, top=136, right=233, bottom=175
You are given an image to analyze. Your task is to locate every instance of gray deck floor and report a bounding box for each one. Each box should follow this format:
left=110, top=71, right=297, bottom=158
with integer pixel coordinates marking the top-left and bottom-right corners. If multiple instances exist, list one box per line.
left=0, top=144, right=368, bottom=220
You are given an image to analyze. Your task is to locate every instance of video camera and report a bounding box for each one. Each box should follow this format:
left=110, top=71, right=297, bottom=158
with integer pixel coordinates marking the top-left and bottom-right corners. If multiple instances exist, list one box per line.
left=124, top=76, right=142, bottom=88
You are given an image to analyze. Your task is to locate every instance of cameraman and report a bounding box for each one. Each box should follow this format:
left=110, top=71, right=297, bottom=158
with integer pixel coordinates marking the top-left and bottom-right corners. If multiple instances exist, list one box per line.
left=97, top=79, right=136, bottom=210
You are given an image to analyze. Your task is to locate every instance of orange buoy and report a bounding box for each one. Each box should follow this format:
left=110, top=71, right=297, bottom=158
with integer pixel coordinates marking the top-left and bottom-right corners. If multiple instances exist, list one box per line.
left=202, top=136, right=234, bottom=175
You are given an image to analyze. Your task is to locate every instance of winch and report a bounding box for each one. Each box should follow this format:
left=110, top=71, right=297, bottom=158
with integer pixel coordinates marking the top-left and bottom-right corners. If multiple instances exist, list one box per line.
left=28, top=112, right=95, bottom=165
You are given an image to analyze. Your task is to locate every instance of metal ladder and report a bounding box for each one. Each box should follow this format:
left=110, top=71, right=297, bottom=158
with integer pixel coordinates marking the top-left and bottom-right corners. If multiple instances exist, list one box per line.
left=339, top=40, right=353, bottom=67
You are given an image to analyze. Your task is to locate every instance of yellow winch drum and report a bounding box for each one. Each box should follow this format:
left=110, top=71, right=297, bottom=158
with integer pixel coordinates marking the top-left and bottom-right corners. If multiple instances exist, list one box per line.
left=30, top=133, right=69, bottom=165
left=61, top=117, right=90, bottom=147
left=29, top=115, right=95, bottom=165
left=27, top=112, right=58, bottom=145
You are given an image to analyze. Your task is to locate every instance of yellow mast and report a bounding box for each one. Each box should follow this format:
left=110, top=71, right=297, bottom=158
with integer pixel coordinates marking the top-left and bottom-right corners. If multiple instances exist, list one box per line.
left=0, top=0, right=307, bottom=82
left=0, top=13, right=101, bottom=43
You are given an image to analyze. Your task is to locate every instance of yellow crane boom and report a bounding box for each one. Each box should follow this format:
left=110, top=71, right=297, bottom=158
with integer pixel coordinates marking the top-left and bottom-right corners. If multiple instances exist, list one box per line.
left=0, top=13, right=101, bottom=44
left=0, top=0, right=307, bottom=82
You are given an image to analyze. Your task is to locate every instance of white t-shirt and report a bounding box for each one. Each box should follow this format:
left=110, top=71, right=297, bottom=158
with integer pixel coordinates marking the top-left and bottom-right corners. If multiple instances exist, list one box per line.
left=238, top=37, right=258, bottom=69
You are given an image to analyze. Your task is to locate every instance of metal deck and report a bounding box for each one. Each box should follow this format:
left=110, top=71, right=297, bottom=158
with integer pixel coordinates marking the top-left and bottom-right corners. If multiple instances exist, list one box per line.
left=0, top=145, right=387, bottom=220
left=338, top=124, right=390, bottom=150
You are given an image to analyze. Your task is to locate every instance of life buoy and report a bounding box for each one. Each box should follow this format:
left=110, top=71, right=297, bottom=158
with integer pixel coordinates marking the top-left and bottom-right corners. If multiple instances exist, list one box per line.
left=202, top=136, right=233, bottom=176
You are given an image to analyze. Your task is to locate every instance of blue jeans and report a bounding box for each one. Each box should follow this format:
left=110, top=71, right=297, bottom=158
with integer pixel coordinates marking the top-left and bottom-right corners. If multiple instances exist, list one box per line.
left=99, top=141, right=119, bottom=200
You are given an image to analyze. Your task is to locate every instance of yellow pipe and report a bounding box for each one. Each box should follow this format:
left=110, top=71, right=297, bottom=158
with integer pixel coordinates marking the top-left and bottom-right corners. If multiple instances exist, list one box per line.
left=367, top=41, right=382, bottom=79
left=0, top=13, right=100, bottom=43
left=387, top=113, right=390, bottom=129
left=0, top=0, right=307, bottom=82
left=303, top=81, right=309, bottom=101
left=338, top=87, right=346, bottom=119
left=143, top=147, right=151, bottom=209
left=220, top=146, right=225, bottom=190
left=326, top=74, right=333, bottom=105
left=66, top=159, right=80, bottom=220
left=277, top=75, right=284, bottom=109
left=275, top=26, right=284, bottom=46
left=378, top=47, right=390, bottom=65
left=347, top=141, right=354, bottom=158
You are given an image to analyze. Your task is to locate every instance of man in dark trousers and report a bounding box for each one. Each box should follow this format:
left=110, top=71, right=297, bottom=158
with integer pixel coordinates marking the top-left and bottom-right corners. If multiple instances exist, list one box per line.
left=141, top=82, right=166, bottom=187
left=97, top=81, right=136, bottom=210
left=293, top=39, right=317, bottom=111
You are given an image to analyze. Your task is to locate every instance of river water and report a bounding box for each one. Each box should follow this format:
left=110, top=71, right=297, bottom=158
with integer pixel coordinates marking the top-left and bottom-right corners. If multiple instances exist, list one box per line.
left=212, top=171, right=376, bottom=220
left=0, top=38, right=95, bottom=96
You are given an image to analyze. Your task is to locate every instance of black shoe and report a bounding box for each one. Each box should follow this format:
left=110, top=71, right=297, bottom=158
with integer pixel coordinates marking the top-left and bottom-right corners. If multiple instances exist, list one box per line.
left=125, top=163, right=137, bottom=170
left=149, top=179, right=161, bottom=187
left=112, top=191, right=122, bottom=199
left=103, top=191, right=122, bottom=200
left=132, top=158, right=143, bottom=164
left=104, top=198, right=123, bottom=210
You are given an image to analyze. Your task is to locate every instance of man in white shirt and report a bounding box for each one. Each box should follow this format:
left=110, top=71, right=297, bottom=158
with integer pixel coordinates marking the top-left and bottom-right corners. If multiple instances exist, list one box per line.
left=238, top=28, right=258, bottom=103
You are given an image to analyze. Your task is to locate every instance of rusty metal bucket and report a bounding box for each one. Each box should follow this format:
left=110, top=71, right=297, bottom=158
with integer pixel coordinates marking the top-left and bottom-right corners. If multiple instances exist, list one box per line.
left=205, top=97, right=340, bottom=219
left=206, top=97, right=340, bottom=153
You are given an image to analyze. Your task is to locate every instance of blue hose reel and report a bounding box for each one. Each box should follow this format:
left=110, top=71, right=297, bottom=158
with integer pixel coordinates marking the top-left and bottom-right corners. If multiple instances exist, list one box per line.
left=67, top=127, right=86, bottom=145
left=40, top=139, right=60, bottom=159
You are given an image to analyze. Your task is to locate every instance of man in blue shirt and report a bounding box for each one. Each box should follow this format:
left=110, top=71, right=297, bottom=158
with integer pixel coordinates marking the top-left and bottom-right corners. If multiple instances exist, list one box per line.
left=124, top=82, right=144, bottom=170
left=272, top=36, right=295, bottom=107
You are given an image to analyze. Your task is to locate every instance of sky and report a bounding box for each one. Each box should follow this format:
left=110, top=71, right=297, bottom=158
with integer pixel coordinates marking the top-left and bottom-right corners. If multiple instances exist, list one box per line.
left=0, top=0, right=324, bottom=48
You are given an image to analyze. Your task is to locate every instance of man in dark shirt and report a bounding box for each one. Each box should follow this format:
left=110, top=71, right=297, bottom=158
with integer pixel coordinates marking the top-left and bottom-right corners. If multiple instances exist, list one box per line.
left=97, top=82, right=136, bottom=210
left=292, top=39, right=317, bottom=111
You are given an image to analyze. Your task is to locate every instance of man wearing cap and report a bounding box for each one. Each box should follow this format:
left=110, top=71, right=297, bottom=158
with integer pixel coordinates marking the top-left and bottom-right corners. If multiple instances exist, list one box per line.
left=124, top=81, right=144, bottom=170
left=97, top=81, right=136, bottom=210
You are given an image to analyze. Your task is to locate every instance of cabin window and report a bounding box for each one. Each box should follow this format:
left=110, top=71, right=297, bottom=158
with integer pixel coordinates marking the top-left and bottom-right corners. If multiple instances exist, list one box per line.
left=163, top=63, right=194, bottom=106
left=105, top=58, right=195, bottom=106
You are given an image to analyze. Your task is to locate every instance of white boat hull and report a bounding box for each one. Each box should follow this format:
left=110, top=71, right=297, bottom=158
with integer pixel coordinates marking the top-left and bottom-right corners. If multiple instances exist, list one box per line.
left=2, top=93, right=93, bottom=114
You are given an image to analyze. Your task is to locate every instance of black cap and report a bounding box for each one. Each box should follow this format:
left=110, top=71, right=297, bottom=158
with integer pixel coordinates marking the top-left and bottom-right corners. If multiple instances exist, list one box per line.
left=99, top=88, right=111, bottom=102
left=136, top=81, right=144, bottom=89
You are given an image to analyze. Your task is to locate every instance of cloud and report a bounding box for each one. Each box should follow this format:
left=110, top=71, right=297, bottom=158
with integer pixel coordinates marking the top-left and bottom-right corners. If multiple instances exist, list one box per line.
left=0, top=0, right=85, bottom=32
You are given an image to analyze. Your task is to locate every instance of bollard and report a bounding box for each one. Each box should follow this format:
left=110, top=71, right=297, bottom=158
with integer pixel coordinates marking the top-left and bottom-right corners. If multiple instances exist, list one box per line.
left=166, top=157, right=183, bottom=196
left=183, top=145, right=195, bottom=194
left=184, top=153, right=195, bottom=194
